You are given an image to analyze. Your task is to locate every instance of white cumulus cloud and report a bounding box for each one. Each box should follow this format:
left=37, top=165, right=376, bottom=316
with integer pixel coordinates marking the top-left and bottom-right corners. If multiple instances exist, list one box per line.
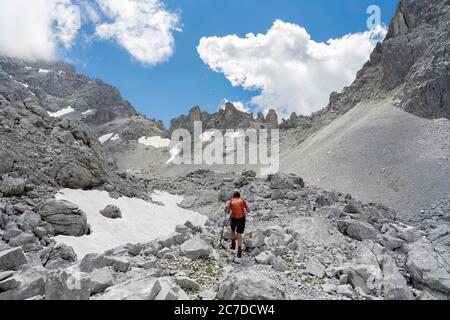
left=95, top=0, right=181, bottom=65
left=0, top=0, right=81, bottom=61
left=198, top=20, right=386, bottom=119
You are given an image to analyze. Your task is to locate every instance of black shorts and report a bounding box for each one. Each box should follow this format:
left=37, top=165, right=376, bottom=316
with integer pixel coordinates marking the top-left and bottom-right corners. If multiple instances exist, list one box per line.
left=231, top=218, right=246, bottom=234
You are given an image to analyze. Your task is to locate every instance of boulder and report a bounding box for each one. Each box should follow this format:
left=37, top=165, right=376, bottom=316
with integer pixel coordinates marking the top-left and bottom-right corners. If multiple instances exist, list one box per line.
left=0, top=265, right=47, bottom=300
left=337, top=219, right=379, bottom=241
left=17, top=211, right=41, bottom=230
left=406, top=240, right=450, bottom=295
left=0, top=177, right=26, bottom=196
left=159, top=232, right=189, bottom=248
left=305, top=258, right=326, bottom=278
left=271, top=256, right=288, bottom=272
left=255, top=252, right=273, bottom=265
left=217, top=272, right=286, bottom=300
left=218, top=188, right=234, bottom=202
left=267, top=173, right=304, bottom=190
left=89, top=267, right=115, bottom=295
left=44, top=243, right=77, bottom=270
left=0, top=247, right=27, bottom=271
left=38, top=200, right=89, bottom=236
left=381, top=256, right=414, bottom=300
left=95, top=276, right=187, bottom=300
left=174, top=276, right=201, bottom=291
left=54, top=162, right=103, bottom=189
left=180, top=237, right=212, bottom=260
left=343, top=201, right=362, bottom=214
left=99, top=205, right=122, bottom=219
left=8, top=232, right=39, bottom=251
left=45, top=269, right=91, bottom=300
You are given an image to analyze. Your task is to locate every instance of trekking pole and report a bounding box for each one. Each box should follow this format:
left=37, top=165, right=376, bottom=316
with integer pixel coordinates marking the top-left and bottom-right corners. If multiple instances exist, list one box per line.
left=218, top=212, right=228, bottom=249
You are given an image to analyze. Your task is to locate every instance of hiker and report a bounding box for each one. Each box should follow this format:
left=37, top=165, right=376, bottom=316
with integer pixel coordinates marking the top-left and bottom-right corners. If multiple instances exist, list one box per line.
left=225, top=191, right=251, bottom=258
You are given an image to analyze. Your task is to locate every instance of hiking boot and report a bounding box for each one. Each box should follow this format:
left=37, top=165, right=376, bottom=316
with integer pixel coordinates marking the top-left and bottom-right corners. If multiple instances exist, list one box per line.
left=230, top=240, right=236, bottom=250
left=237, top=247, right=242, bottom=258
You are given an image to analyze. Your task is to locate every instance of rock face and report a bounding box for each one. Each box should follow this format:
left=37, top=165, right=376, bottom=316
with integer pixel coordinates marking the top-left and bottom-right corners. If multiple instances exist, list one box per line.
left=38, top=200, right=89, bottom=237
left=99, top=205, right=122, bottom=219
left=282, top=0, right=450, bottom=132
left=0, top=176, right=25, bottom=196
left=168, top=102, right=279, bottom=135
left=217, top=272, right=286, bottom=300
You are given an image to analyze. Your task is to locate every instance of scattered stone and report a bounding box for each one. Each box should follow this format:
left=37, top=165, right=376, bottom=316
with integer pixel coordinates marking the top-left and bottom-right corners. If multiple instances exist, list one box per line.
left=217, top=272, right=286, bottom=300
left=99, top=205, right=122, bottom=219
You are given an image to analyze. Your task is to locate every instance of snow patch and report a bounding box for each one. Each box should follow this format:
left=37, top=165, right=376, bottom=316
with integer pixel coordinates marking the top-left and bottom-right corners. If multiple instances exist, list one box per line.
left=24, top=66, right=33, bottom=71
left=38, top=68, right=50, bottom=74
left=99, top=133, right=114, bottom=144
left=48, top=106, right=75, bottom=118
left=110, top=134, right=120, bottom=141
left=53, top=189, right=207, bottom=258
left=138, top=136, right=171, bottom=148
left=200, top=131, right=215, bottom=142
left=167, top=143, right=182, bottom=164
left=22, top=82, right=29, bottom=88
left=82, top=109, right=94, bottom=115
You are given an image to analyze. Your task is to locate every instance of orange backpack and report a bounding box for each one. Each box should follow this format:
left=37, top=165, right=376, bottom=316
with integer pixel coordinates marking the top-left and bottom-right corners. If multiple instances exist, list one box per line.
left=229, top=198, right=247, bottom=219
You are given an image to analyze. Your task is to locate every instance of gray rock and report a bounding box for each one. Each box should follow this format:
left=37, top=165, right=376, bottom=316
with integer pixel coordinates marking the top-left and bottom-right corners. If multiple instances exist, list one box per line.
left=17, top=211, right=41, bottom=230
left=336, top=284, right=354, bottom=298
left=3, top=228, right=23, bottom=241
left=174, top=276, right=201, bottom=291
left=54, top=162, right=103, bottom=189
left=45, top=269, right=91, bottom=300
left=343, top=201, right=362, bottom=214
left=217, top=272, right=286, bottom=300
left=175, top=224, right=191, bottom=235
left=0, top=176, right=26, bottom=196
left=406, top=240, right=450, bottom=295
left=271, top=256, right=288, bottom=272
left=0, top=270, right=14, bottom=281
left=38, top=200, right=89, bottom=236
left=0, top=265, right=47, bottom=300
left=44, top=243, right=77, bottom=270
left=89, top=267, right=115, bottom=295
left=0, top=275, right=21, bottom=291
left=255, top=252, right=273, bottom=265
left=381, top=256, right=414, bottom=300
left=305, top=258, right=326, bottom=278
left=96, top=276, right=187, bottom=300
left=0, top=247, right=28, bottom=271
left=337, top=219, right=379, bottom=241
left=382, top=234, right=405, bottom=251
left=180, top=237, right=212, bottom=260
left=99, top=205, right=122, bottom=219
left=159, top=232, right=189, bottom=248
left=218, top=188, right=234, bottom=202
left=267, top=173, right=304, bottom=190
left=8, top=232, right=39, bottom=250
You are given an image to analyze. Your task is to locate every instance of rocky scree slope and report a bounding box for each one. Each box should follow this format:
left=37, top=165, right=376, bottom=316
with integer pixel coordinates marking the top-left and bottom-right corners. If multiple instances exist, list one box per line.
left=2, top=170, right=449, bottom=300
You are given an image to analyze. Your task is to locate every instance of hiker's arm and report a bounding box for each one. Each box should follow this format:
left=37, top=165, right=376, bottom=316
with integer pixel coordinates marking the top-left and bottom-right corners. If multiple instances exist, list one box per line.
left=224, top=201, right=231, bottom=213
left=244, top=200, right=251, bottom=213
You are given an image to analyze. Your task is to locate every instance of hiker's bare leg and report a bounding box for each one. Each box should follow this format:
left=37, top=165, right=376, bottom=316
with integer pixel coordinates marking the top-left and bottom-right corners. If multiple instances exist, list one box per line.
left=237, top=233, right=243, bottom=249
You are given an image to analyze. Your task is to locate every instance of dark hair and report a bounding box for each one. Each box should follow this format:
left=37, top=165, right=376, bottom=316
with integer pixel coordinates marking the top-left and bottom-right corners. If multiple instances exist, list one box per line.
left=233, top=192, right=241, bottom=198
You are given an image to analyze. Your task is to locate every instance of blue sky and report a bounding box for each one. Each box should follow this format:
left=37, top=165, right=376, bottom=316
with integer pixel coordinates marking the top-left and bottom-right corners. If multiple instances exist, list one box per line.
left=67, top=0, right=398, bottom=126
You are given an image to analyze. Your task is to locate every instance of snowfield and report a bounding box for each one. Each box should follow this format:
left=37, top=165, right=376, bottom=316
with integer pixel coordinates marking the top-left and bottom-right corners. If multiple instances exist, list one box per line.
left=53, top=189, right=208, bottom=258
left=99, top=133, right=119, bottom=144
left=138, top=136, right=171, bottom=148
left=47, top=106, right=75, bottom=118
